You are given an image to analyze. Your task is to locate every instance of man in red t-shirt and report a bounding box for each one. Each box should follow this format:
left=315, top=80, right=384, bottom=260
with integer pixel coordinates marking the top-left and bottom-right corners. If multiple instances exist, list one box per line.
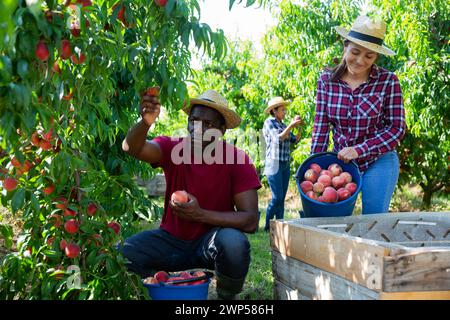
left=120, top=89, right=261, bottom=299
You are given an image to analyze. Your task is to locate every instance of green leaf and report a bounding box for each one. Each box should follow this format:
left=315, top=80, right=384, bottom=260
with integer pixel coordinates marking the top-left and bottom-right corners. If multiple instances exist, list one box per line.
left=228, top=0, right=237, bottom=10
left=0, top=55, right=12, bottom=83
left=29, top=193, right=40, bottom=213
left=11, top=188, right=26, bottom=213
left=17, top=59, right=29, bottom=80
left=0, top=224, right=13, bottom=249
left=164, top=0, right=176, bottom=17
left=43, top=249, right=62, bottom=259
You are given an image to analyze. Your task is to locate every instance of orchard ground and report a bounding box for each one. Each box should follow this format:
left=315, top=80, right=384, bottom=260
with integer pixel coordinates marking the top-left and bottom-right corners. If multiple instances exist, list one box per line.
left=1, top=183, right=449, bottom=300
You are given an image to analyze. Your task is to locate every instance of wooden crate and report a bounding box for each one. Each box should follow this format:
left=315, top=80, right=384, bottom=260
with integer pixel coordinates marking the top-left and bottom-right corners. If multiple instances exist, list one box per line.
left=270, top=212, right=450, bottom=300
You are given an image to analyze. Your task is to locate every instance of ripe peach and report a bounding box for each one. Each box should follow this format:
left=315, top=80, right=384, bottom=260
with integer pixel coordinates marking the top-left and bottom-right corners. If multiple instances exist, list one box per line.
left=328, top=163, right=343, bottom=177
left=60, top=39, right=72, bottom=60
left=70, top=52, right=86, bottom=64
left=309, top=163, right=321, bottom=174
left=154, top=271, right=169, bottom=282
left=42, top=129, right=53, bottom=141
left=144, top=87, right=160, bottom=97
left=31, top=132, right=41, bottom=146
left=39, top=140, right=52, bottom=150
left=52, top=62, right=61, bottom=75
left=306, top=190, right=318, bottom=200
left=55, top=197, right=67, bottom=210
left=64, top=208, right=77, bottom=217
left=317, top=196, right=326, bottom=203
left=179, top=271, right=192, bottom=279
left=313, top=182, right=324, bottom=194
left=171, top=190, right=189, bottom=203
left=11, top=157, right=21, bottom=168
left=65, top=242, right=80, bottom=258
left=43, top=184, right=55, bottom=195
left=299, top=180, right=313, bottom=193
left=340, top=172, right=352, bottom=184
left=143, top=277, right=159, bottom=285
left=337, top=188, right=352, bottom=201
left=87, top=203, right=97, bottom=216
left=345, top=182, right=358, bottom=195
left=331, top=176, right=346, bottom=189
left=36, top=40, right=50, bottom=61
left=108, top=221, right=121, bottom=234
left=303, top=169, right=318, bottom=183
left=317, top=174, right=332, bottom=187
left=155, top=0, right=168, bottom=7
left=322, top=187, right=338, bottom=203
left=64, top=219, right=79, bottom=234
left=319, top=169, right=333, bottom=178
left=192, top=271, right=206, bottom=278
left=3, top=177, right=18, bottom=191
left=59, top=238, right=68, bottom=250
left=22, top=160, right=33, bottom=172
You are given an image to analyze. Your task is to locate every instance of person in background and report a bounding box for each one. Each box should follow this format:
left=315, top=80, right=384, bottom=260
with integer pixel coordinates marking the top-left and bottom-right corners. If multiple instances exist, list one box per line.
left=263, top=97, right=303, bottom=232
left=311, top=15, right=406, bottom=214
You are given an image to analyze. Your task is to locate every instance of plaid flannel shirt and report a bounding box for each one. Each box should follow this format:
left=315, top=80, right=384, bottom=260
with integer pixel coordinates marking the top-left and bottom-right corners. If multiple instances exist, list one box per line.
left=263, top=117, right=297, bottom=161
left=311, top=65, right=406, bottom=172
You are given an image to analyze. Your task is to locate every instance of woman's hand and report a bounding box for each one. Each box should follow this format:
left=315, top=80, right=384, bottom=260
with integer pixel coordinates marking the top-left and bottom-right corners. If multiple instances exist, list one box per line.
left=337, top=147, right=358, bottom=163
left=289, top=115, right=304, bottom=128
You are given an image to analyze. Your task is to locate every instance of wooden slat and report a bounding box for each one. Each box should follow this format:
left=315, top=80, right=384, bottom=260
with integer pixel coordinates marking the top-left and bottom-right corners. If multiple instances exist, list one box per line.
left=383, top=248, right=450, bottom=292
left=393, top=240, right=450, bottom=247
left=274, top=279, right=311, bottom=300
left=294, top=212, right=450, bottom=243
left=272, top=251, right=379, bottom=300
left=380, top=291, right=450, bottom=300
left=270, top=220, right=390, bottom=291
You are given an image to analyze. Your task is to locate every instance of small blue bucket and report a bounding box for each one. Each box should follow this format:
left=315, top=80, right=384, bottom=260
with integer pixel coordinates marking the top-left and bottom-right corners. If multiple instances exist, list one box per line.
left=295, top=152, right=362, bottom=217
left=143, top=279, right=211, bottom=300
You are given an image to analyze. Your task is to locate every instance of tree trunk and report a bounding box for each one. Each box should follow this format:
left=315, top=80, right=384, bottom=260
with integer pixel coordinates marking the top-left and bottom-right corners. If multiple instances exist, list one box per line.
left=421, top=188, right=433, bottom=210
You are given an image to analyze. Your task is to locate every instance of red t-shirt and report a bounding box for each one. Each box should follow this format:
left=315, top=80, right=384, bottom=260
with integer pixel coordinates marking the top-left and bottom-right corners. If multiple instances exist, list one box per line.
left=151, top=136, right=261, bottom=241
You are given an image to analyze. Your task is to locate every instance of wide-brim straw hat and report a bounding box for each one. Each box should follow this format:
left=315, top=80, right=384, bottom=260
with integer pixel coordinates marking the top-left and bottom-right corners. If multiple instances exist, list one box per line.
left=335, top=15, right=395, bottom=56
left=264, top=97, right=291, bottom=114
left=182, top=90, right=241, bottom=129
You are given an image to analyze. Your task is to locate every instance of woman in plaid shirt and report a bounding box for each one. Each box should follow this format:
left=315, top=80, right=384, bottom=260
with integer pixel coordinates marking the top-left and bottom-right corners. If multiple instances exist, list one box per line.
left=263, top=97, right=303, bottom=231
left=311, top=16, right=406, bottom=214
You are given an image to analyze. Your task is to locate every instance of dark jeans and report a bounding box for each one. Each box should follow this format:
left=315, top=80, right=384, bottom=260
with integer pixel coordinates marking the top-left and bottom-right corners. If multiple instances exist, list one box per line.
left=118, top=227, right=251, bottom=296
left=265, top=160, right=290, bottom=231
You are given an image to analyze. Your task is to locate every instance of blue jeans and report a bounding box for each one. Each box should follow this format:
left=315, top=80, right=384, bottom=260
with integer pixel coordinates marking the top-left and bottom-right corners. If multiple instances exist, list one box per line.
left=361, top=151, right=400, bottom=214
left=265, top=159, right=290, bottom=230
left=118, top=227, right=250, bottom=296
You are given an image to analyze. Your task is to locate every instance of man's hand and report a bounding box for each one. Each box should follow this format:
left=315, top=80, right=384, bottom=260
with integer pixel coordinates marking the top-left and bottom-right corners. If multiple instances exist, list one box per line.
left=140, top=93, right=161, bottom=126
left=169, top=193, right=205, bottom=222
left=337, top=147, right=358, bottom=163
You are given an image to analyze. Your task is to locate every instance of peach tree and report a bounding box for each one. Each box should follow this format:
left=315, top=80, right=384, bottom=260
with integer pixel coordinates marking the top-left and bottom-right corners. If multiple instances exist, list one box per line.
left=0, top=0, right=226, bottom=299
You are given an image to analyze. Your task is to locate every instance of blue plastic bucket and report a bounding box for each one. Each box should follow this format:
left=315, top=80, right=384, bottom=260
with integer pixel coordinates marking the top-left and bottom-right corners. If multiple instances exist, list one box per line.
left=295, top=152, right=362, bottom=217
left=143, top=279, right=211, bottom=300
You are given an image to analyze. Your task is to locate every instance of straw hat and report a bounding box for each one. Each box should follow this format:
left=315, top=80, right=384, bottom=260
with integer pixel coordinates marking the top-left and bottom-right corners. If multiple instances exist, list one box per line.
left=183, top=90, right=241, bottom=129
left=335, top=15, right=395, bottom=56
left=264, top=97, right=291, bottom=115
